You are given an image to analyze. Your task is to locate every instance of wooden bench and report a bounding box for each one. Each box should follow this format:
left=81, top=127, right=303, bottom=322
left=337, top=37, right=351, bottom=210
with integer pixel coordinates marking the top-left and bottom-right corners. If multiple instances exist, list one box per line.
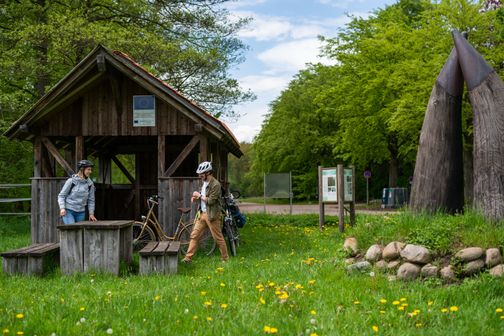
left=139, top=241, right=180, bottom=275
left=1, top=243, right=59, bottom=276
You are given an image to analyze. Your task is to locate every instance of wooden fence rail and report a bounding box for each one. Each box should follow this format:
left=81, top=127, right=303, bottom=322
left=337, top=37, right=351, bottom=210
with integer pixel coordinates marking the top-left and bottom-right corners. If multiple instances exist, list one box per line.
left=0, top=184, right=31, bottom=216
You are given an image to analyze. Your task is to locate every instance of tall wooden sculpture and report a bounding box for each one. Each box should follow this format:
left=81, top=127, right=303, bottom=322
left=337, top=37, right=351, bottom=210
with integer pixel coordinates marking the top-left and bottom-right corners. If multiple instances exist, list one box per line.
left=453, top=30, right=504, bottom=222
left=410, top=47, right=464, bottom=214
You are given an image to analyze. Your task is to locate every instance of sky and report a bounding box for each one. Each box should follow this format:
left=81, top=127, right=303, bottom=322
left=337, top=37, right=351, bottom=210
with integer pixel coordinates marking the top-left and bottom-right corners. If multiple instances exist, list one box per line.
left=222, top=0, right=397, bottom=143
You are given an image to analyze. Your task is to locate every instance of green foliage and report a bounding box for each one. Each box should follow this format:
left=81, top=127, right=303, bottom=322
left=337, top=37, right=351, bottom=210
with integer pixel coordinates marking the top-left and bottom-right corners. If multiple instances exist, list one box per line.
left=251, top=0, right=504, bottom=200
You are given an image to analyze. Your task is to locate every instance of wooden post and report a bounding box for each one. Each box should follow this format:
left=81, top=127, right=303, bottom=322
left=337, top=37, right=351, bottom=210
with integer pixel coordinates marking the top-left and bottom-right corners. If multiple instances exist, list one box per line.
left=199, top=134, right=208, bottom=162
left=158, top=135, right=166, bottom=177
left=410, top=46, right=464, bottom=214
left=75, top=136, right=84, bottom=166
left=337, top=164, right=345, bottom=232
left=33, top=137, right=42, bottom=178
left=318, top=166, right=324, bottom=231
left=453, top=30, right=504, bottom=221
left=350, top=166, right=356, bottom=226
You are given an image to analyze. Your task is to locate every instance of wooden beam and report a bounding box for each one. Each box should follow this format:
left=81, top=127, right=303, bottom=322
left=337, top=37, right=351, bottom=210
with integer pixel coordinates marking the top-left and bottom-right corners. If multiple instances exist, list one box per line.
left=75, top=136, right=84, bottom=165
left=109, top=76, right=122, bottom=115
left=163, top=136, right=200, bottom=177
left=33, top=137, right=42, bottom=178
left=97, top=54, right=106, bottom=73
left=199, top=135, right=208, bottom=162
left=111, top=156, right=135, bottom=184
left=40, top=136, right=74, bottom=176
left=158, top=135, right=166, bottom=177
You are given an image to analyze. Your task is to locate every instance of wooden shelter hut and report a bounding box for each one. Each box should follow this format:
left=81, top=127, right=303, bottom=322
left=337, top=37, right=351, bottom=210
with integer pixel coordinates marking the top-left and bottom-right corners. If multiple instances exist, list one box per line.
left=4, top=45, right=242, bottom=244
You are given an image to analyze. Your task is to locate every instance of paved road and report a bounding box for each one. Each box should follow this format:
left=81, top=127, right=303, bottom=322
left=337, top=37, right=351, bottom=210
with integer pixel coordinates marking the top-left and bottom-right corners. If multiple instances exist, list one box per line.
left=238, top=202, right=398, bottom=215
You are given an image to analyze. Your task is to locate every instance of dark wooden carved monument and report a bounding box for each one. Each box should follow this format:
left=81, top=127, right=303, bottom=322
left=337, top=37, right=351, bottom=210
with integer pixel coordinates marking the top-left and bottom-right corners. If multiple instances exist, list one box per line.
left=4, top=45, right=242, bottom=243
left=411, top=30, right=504, bottom=222
left=410, top=47, right=464, bottom=214
left=453, top=30, right=504, bottom=222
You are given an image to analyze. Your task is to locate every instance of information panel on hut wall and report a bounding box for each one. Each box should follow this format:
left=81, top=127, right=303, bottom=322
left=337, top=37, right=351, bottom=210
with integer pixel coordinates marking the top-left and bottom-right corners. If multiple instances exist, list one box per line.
left=133, top=95, right=156, bottom=127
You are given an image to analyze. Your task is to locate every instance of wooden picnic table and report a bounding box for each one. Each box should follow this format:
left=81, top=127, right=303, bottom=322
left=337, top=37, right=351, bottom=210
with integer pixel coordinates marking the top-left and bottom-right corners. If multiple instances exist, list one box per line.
left=57, top=220, right=133, bottom=275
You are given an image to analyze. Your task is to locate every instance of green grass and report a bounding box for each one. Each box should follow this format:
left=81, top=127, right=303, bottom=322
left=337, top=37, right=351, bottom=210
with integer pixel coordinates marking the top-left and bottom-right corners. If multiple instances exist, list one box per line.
left=1, top=213, right=504, bottom=335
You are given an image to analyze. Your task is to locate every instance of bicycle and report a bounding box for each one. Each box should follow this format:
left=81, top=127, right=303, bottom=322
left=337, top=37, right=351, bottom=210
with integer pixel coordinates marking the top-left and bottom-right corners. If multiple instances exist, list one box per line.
left=206, top=190, right=241, bottom=257
left=132, top=195, right=213, bottom=255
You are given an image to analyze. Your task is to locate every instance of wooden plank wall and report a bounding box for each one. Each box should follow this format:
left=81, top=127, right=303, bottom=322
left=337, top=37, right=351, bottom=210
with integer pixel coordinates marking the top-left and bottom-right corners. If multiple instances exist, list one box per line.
left=39, top=74, right=197, bottom=137
left=31, top=178, right=67, bottom=243
left=158, top=178, right=199, bottom=235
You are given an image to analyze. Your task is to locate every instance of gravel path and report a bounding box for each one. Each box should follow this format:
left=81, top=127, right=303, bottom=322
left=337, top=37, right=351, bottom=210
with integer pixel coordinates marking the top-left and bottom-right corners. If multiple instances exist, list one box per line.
left=238, top=202, right=398, bottom=215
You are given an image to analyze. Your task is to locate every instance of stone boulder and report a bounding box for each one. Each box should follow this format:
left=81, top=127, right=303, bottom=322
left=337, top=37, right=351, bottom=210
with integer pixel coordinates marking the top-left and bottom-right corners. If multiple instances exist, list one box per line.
left=365, top=244, right=382, bottom=262
left=387, top=260, right=401, bottom=270
left=375, top=260, right=388, bottom=270
left=455, top=247, right=484, bottom=262
left=486, top=248, right=502, bottom=268
left=463, top=259, right=485, bottom=276
left=397, top=262, right=421, bottom=280
left=400, top=244, right=432, bottom=264
left=382, top=241, right=405, bottom=261
left=421, top=264, right=439, bottom=278
left=440, top=265, right=456, bottom=283
left=346, top=261, right=371, bottom=273
left=490, top=264, right=504, bottom=277
left=345, top=258, right=356, bottom=265
left=343, top=237, right=359, bottom=257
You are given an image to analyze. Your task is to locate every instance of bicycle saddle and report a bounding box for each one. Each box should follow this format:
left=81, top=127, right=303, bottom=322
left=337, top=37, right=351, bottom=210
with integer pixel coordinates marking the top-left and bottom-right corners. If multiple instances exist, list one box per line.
left=177, top=207, right=191, bottom=214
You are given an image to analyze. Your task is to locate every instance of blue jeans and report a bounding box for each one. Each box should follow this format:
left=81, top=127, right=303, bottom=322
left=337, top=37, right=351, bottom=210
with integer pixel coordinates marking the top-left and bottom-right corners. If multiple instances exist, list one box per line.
left=62, top=209, right=86, bottom=224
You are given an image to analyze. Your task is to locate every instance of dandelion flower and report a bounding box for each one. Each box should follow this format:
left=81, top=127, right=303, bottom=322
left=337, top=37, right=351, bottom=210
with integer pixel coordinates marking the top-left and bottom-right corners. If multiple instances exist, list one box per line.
left=220, top=303, right=228, bottom=309
left=372, top=325, right=379, bottom=332
left=200, top=291, right=207, bottom=296
left=379, top=310, right=385, bottom=314
left=497, top=308, right=503, bottom=313
left=379, top=299, right=387, bottom=304
left=15, top=314, right=24, bottom=319
left=270, top=327, right=278, bottom=334
left=260, top=297, right=266, bottom=305
left=16, top=332, right=23, bottom=336
left=310, top=333, right=319, bottom=336
left=204, top=301, right=212, bottom=307
left=220, top=283, right=226, bottom=287
left=353, top=301, right=360, bottom=305
left=216, top=267, right=224, bottom=272
left=400, top=298, right=407, bottom=302
left=206, top=317, right=213, bottom=322
left=441, top=308, right=448, bottom=313
left=500, top=316, right=504, bottom=320
left=193, top=315, right=198, bottom=320
left=106, top=329, right=113, bottom=334
left=392, top=301, right=400, bottom=305
left=310, top=310, right=317, bottom=315
left=428, top=301, right=433, bottom=306
left=154, top=295, right=161, bottom=301
left=308, top=280, right=316, bottom=285
left=416, top=323, right=422, bottom=328
left=80, top=317, right=86, bottom=323
left=398, top=306, right=405, bottom=311
left=450, top=306, right=458, bottom=312
left=3, top=329, right=9, bottom=335
left=79, top=307, right=85, bottom=312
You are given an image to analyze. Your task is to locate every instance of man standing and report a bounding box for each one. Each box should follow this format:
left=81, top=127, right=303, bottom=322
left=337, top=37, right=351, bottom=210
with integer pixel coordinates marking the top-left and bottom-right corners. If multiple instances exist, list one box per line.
left=183, top=161, right=229, bottom=263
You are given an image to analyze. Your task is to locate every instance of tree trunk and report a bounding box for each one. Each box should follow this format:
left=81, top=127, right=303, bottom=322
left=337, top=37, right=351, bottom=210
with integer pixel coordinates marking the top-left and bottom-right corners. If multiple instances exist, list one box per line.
left=388, top=156, right=399, bottom=188
left=410, top=47, right=464, bottom=214
left=463, top=146, right=474, bottom=206
left=34, top=0, right=49, bottom=97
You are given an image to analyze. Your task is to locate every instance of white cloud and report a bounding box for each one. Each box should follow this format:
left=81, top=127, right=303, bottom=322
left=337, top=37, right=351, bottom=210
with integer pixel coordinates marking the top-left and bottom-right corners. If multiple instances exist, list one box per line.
left=228, top=123, right=262, bottom=143
left=318, top=0, right=373, bottom=9
left=239, top=75, right=291, bottom=94
left=257, top=38, right=334, bottom=73
left=225, top=0, right=266, bottom=10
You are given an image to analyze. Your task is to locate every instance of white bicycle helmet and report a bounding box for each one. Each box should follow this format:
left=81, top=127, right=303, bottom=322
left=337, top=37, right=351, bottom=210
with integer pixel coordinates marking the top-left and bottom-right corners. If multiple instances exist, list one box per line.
left=196, top=161, right=213, bottom=174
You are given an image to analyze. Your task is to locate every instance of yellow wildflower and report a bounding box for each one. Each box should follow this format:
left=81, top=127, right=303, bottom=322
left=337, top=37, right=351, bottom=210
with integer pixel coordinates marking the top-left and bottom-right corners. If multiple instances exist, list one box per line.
left=193, top=315, right=198, bottom=320
left=270, top=327, right=278, bottom=334
left=441, top=308, right=448, bottom=313
left=268, top=282, right=275, bottom=287
left=308, top=280, right=316, bottom=285
left=379, top=310, right=385, bottom=314
left=372, top=325, right=379, bottom=332
left=398, top=306, right=405, bottom=311
left=216, top=267, right=224, bottom=272
left=264, top=326, right=271, bottom=333
left=16, top=332, right=23, bottom=336
left=3, top=329, right=9, bottom=335
left=400, top=298, right=407, bottom=302
left=295, top=284, right=304, bottom=289
left=353, top=301, right=360, bottom=305
left=204, top=301, right=212, bottom=307
left=154, top=295, right=161, bottom=301
left=450, top=306, right=458, bottom=312
left=80, top=307, right=85, bottom=312
left=260, top=297, right=266, bottom=305
left=379, top=299, right=387, bottom=304
left=15, top=314, right=24, bottom=319
left=500, top=316, right=504, bottom=320
left=200, top=291, right=207, bottom=296
left=392, top=301, right=400, bottom=305
left=220, top=303, right=228, bottom=309
left=428, top=301, right=434, bottom=306
left=496, top=308, right=503, bottom=313
left=310, top=310, right=317, bottom=315
left=206, top=316, right=213, bottom=322
left=220, top=283, right=226, bottom=287
left=310, top=333, right=319, bottom=336
left=416, top=323, right=422, bottom=328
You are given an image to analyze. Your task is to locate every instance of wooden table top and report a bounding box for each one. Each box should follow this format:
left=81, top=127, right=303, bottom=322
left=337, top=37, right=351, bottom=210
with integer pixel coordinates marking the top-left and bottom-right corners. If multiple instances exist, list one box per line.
left=57, top=220, right=133, bottom=230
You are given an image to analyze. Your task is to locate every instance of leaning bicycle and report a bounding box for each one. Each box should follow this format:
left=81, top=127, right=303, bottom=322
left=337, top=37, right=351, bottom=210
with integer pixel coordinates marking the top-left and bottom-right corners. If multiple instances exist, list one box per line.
left=132, top=195, right=213, bottom=255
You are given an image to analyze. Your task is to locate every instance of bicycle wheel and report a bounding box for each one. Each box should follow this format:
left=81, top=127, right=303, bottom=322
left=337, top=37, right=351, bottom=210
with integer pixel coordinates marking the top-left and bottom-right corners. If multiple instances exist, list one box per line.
left=178, top=223, right=216, bottom=256
left=224, top=219, right=237, bottom=257
left=132, top=222, right=156, bottom=252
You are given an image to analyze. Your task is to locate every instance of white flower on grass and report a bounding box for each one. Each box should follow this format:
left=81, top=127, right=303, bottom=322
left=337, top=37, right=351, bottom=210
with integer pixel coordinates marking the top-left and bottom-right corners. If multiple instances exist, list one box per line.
left=184, top=308, right=189, bottom=314
left=80, top=317, right=86, bottom=323
left=369, top=271, right=375, bottom=277
left=76, top=322, right=81, bottom=326
left=106, top=328, right=113, bottom=334
left=50, top=333, right=56, bottom=336
left=310, top=318, right=317, bottom=325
